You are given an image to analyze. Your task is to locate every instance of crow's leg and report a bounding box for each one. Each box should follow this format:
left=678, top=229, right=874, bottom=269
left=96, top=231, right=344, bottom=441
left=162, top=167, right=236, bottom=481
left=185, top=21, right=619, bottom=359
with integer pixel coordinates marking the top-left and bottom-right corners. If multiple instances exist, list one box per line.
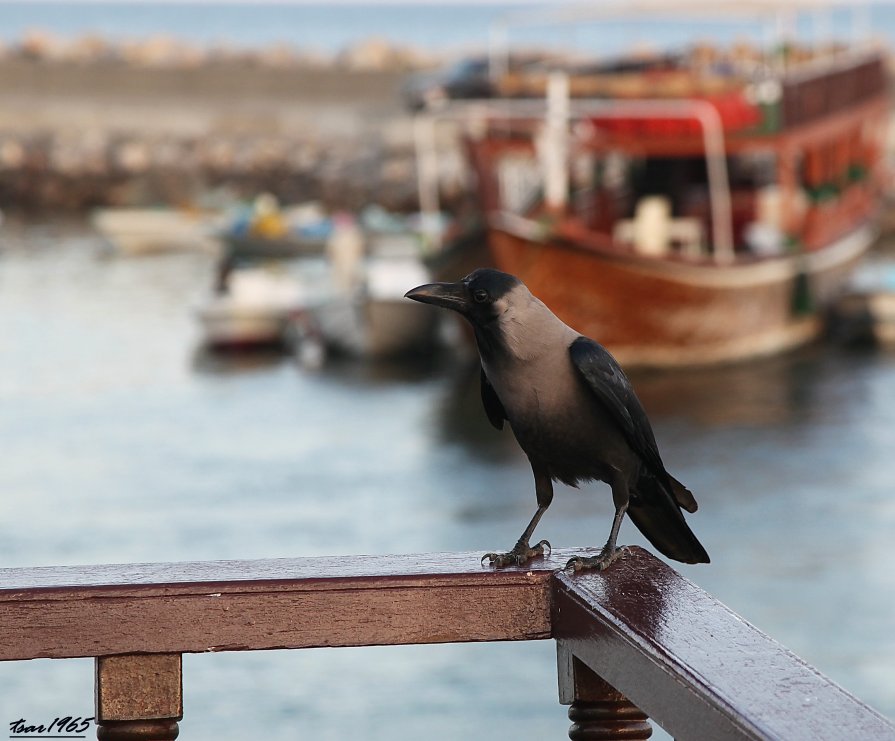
left=481, top=506, right=551, bottom=567
left=566, top=470, right=630, bottom=572
left=483, top=464, right=553, bottom=568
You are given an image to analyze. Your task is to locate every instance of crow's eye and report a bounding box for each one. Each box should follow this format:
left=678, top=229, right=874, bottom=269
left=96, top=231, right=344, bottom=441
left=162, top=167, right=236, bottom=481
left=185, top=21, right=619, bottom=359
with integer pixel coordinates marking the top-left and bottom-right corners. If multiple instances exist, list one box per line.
left=473, top=289, right=489, bottom=303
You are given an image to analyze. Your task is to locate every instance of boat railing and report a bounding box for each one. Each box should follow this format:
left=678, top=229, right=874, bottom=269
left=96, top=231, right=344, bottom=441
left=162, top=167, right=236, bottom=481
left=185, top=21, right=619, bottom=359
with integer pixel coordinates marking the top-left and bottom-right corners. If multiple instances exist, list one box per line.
left=3, top=547, right=893, bottom=739
left=782, top=50, right=887, bottom=127
left=414, top=91, right=736, bottom=262
left=486, top=1, right=882, bottom=87
left=781, top=45, right=883, bottom=86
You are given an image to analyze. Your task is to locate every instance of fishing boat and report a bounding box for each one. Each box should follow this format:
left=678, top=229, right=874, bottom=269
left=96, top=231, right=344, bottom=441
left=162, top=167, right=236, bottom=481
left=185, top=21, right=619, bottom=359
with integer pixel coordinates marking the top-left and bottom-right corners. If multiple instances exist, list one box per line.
left=218, top=198, right=332, bottom=261
left=417, top=1, right=889, bottom=367
left=196, top=262, right=308, bottom=349
left=306, top=227, right=439, bottom=359
left=91, top=207, right=221, bottom=256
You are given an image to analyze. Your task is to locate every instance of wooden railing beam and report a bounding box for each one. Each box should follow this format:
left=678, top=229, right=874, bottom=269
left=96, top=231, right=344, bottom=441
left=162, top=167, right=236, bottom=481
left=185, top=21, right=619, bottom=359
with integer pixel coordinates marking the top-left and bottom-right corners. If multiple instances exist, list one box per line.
left=0, top=550, right=569, bottom=661
left=552, top=549, right=895, bottom=740
left=0, top=548, right=892, bottom=741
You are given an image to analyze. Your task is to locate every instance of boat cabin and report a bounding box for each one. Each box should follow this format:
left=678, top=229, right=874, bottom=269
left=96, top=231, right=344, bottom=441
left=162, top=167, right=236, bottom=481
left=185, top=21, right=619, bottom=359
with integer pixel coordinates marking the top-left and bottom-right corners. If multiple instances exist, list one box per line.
left=464, top=41, right=888, bottom=264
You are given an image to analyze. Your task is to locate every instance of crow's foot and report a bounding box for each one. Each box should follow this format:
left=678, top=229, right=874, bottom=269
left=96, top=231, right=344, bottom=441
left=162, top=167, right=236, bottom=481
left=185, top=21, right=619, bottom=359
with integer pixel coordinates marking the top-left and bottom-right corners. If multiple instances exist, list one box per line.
left=565, top=545, right=629, bottom=573
left=481, top=539, right=551, bottom=568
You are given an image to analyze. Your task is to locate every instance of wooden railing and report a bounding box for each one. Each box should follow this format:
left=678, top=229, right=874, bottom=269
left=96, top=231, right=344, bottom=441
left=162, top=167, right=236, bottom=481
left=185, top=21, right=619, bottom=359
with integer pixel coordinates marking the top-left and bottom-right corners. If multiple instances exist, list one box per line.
left=1, top=547, right=893, bottom=740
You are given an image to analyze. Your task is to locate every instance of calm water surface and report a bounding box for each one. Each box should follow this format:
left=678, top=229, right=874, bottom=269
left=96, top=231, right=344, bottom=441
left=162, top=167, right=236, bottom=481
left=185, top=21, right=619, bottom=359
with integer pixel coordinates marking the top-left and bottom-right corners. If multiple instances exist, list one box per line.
left=1, top=222, right=894, bottom=738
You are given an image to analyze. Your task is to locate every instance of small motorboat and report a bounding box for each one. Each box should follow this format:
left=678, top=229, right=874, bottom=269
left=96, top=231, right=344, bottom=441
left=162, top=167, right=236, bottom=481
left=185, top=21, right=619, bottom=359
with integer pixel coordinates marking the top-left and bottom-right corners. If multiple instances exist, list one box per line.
left=92, top=208, right=221, bottom=256
left=196, top=263, right=307, bottom=349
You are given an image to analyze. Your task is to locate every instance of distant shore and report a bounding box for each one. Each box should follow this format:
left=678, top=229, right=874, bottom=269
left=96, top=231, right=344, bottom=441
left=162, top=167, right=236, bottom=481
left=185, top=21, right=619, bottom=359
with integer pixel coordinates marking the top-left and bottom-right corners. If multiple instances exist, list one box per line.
left=0, top=22, right=464, bottom=215
left=0, top=55, right=425, bottom=213
left=0, top=57, right=409, bottom=138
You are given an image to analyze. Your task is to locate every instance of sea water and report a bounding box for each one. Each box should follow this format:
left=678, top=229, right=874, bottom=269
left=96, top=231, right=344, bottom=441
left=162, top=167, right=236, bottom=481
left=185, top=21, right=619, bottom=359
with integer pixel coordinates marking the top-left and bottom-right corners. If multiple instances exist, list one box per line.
left=0, top=224, right=893, bottom=738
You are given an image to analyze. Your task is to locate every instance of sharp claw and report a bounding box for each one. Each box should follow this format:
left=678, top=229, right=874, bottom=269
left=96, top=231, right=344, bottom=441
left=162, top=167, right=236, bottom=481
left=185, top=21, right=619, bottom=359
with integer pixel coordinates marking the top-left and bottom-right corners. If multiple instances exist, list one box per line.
left=481, top=538, right=552, bottom=569
left=564, top=546, right=628, bottom=574
left=482, top=552, right=515, bottom=568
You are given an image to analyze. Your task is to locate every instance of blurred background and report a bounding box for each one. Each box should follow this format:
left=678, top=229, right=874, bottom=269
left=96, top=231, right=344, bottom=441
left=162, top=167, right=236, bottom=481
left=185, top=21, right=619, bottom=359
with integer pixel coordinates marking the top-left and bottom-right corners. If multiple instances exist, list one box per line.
left=1, top=1, right=895, bottom=739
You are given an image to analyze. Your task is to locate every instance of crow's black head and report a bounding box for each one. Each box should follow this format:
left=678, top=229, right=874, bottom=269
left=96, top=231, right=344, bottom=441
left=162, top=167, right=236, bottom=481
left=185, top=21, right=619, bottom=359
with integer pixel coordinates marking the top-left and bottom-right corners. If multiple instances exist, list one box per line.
left=404, top=268, right=523, bottom=325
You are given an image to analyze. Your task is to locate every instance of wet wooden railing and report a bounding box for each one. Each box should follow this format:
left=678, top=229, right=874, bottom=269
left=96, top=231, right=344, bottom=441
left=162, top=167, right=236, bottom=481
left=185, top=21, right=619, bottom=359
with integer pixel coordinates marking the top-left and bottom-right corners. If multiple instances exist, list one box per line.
left=1, top=547, right=893, bottom=740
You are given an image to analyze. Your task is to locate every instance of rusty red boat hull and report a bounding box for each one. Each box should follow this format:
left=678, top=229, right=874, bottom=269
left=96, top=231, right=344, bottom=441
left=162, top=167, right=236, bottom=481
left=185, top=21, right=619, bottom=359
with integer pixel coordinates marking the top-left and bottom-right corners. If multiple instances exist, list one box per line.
left=487, top=221, right=874, bottom=368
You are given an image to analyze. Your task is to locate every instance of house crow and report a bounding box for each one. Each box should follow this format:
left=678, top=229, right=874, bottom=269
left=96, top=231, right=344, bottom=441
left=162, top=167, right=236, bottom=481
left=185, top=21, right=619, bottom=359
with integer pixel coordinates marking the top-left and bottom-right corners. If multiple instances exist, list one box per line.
left=405, top=268, right=709, bottom=571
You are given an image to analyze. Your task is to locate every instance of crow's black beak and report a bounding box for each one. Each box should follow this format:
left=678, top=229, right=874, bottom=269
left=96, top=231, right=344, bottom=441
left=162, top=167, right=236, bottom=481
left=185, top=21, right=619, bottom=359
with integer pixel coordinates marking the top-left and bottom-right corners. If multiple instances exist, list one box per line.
left=404, top=281, right=469, bottom=313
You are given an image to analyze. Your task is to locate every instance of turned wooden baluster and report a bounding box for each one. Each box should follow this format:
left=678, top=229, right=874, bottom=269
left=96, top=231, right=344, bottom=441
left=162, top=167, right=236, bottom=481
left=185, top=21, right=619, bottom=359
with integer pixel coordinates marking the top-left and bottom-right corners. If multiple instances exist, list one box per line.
left=557, top=644, right=652, bottom=740
left=95, top=654, right=182, bottom=740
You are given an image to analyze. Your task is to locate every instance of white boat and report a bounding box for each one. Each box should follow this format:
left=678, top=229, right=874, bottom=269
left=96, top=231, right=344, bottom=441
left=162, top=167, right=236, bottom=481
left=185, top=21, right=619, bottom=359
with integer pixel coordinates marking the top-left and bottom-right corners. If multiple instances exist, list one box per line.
left=197, top=264, right=307, bottom=348
left=198, top=212, right=439, bottom=357
left=301, top=224, right=438, bottom=359
left=92, top=208, right=221, bottom=255
left=309, top=255, right=438, bottom=358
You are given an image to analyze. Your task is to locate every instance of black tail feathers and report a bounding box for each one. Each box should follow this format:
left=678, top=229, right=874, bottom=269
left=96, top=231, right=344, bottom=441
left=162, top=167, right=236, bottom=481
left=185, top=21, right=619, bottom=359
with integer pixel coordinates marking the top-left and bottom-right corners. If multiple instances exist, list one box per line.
left=669, top=474, right=698, bottom=513
left=627, top=473, right=710, bottom=564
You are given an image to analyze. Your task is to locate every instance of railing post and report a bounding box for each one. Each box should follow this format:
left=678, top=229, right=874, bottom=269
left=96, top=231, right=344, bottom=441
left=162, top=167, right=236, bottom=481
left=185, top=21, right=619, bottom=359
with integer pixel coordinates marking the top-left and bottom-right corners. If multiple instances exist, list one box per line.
left=557, top=643, right=652, bottom=740
left=95, top=653, right=183, bottom=740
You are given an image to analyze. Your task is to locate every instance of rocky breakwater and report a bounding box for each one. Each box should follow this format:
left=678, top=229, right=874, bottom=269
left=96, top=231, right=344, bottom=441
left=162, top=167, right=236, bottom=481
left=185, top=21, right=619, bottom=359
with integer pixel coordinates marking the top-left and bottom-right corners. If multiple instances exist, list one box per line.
left=0, top=33, right=449, bottom=213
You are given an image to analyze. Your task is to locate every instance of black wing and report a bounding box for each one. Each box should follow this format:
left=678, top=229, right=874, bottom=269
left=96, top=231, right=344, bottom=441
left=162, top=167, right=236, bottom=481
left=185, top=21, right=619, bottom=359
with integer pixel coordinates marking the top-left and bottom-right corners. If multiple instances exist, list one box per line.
left=568, top=336, right=666, bottom=478
left=570, top=336, right=699, bottom=515
left=480, top=367, right=506, bottom=430
left=571, top=336, right=705, bottom=561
